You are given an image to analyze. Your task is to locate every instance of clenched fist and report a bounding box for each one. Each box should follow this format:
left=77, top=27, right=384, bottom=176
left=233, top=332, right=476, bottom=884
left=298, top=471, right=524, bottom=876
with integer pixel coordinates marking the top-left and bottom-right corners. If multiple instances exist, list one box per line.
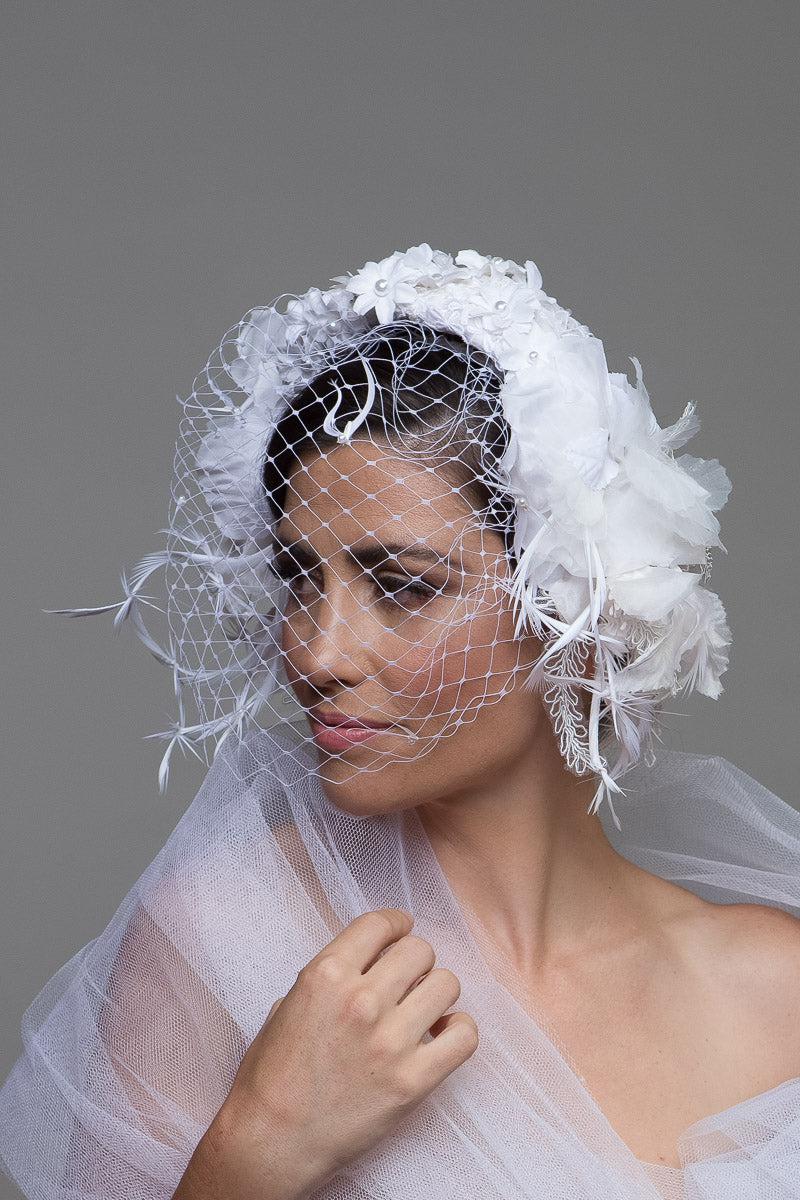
left=178, top=907, right=479, bottom=1200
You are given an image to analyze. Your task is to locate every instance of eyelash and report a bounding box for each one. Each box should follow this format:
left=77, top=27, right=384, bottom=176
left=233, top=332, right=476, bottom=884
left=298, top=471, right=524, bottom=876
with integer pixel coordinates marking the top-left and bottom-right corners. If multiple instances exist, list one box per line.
left=266, top=558, right=440, bottom=606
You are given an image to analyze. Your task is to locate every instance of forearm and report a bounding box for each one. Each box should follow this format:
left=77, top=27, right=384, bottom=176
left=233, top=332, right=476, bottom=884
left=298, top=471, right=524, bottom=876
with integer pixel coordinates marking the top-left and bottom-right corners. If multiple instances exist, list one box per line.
left=172, top=1109, right=315, bottom=1200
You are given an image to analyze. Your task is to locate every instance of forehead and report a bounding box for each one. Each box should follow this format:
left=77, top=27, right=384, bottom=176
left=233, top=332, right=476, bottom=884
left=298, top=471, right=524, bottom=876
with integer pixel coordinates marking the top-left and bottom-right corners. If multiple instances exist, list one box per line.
left=276, top=438, right=484, bottom=553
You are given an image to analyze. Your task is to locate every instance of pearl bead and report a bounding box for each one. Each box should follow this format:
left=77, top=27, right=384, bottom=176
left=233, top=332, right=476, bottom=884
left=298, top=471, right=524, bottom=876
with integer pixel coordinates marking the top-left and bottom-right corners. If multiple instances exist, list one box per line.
left=374, top=278, right=389, bottom=294
left=327, top=319, right=338, bottom=330
left=528, top=349, right=539, bottom=362
left=175, top=494, right=187, bottom=506
left=494, top=299, right=507, bottom=312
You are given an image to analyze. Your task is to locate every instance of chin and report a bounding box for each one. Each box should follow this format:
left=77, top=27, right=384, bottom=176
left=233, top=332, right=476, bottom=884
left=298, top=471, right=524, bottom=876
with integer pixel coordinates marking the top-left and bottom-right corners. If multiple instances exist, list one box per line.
left=317, top=752, right=440, bottom=817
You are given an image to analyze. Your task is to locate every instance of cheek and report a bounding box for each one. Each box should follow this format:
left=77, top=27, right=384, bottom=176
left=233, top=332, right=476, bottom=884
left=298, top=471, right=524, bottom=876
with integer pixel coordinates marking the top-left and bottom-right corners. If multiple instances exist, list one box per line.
left=278, top=615, right=296, bottom=665
left=277, top=613, right=312, bottom=688
left=384, top=610, right=524, bottom=715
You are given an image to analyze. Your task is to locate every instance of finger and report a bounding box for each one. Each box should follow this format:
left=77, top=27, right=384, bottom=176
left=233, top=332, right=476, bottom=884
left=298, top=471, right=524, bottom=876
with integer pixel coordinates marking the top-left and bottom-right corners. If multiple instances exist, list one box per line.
left=317, top=908, right=415, bottom=974
left=365, top=934, right=436, bottom=1004
left=418, top=1011, right=480, bottom=1080
left=394, top=967, right=462, bottom=1043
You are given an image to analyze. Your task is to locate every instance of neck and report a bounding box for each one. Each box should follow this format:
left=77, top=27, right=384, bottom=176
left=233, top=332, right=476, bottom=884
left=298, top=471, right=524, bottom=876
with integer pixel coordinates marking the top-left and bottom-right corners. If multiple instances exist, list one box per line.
left=415, top=722, right=663, bottom=981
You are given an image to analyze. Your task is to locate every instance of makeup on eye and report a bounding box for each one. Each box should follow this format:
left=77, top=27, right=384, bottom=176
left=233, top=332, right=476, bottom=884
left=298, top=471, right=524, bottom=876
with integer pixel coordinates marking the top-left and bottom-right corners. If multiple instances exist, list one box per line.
left=266, top=549, right=445, bottom=605
left=371, top=573, right=442, bottom=602
left=267, top=534, right=456, bottom=603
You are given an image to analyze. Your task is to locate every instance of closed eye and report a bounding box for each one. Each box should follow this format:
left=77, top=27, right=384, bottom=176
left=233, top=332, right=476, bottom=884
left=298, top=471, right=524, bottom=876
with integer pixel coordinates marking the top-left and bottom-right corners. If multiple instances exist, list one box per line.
left=373, top=573, right=441, bottom=603
left=267, top=554, right=320, bottom=592
left=267, top=555, right=442, bottom=608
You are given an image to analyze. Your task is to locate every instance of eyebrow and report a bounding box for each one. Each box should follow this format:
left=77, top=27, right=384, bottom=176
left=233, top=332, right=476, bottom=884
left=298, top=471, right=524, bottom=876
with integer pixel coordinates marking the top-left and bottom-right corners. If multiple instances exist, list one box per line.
left=270, top=533, right=458, bottom=572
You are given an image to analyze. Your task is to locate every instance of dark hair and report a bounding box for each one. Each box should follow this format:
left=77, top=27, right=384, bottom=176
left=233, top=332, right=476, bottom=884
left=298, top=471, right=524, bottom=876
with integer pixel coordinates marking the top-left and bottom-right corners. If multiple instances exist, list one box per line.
left=262, top=319, right=516, bottom=557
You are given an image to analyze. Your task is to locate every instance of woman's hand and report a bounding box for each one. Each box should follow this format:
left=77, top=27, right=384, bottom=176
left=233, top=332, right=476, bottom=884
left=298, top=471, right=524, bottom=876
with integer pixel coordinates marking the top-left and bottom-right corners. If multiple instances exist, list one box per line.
left=191, top=907, right=479, bottom=1199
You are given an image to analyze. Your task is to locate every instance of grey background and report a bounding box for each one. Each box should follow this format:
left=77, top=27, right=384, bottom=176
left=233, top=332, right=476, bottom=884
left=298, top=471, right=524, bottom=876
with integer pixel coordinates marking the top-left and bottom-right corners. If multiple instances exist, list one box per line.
left=2, top=2, right=798, bottom=1194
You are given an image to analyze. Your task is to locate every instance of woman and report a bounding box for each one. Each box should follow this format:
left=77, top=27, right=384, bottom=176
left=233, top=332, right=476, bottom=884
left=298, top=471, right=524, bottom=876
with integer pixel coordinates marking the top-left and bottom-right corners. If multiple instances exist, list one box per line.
left=1, top=245, right=799, bottom=1199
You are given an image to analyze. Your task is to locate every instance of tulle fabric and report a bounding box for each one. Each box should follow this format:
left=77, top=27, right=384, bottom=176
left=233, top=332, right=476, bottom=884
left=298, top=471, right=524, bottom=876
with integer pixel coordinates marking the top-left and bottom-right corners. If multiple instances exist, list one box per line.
left=1, top=730, right=799, bottom=1200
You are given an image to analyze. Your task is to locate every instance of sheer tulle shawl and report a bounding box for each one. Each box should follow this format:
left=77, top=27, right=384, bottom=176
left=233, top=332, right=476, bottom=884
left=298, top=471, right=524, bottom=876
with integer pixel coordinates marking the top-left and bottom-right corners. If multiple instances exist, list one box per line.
left=1, top=731, right=799, bottom=1200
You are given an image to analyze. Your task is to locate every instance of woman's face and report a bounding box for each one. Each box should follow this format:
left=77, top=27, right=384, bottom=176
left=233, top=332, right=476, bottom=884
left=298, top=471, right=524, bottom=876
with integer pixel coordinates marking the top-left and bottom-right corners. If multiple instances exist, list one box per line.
left=269, top=436, right=547, bottom=814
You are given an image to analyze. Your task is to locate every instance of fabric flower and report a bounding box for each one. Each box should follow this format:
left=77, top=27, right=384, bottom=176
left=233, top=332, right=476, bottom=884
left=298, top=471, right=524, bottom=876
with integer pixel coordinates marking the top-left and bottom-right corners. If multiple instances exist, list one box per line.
left=455, top=249, right=524, bottom=282
left=344, top=244, right=434, bottom=322
left=287, top=287, right=368, bottom=354
left=475, top=277, right=540, bottom=338
left=229, top=307, right=291, bottom=396
left=195, top=404, right=275, bottom=542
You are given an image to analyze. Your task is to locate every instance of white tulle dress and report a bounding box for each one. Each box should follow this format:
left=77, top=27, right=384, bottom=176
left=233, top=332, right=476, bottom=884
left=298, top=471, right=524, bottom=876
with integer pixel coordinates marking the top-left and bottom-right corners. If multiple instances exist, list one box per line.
left=1, top=727, right=799, bottom=1200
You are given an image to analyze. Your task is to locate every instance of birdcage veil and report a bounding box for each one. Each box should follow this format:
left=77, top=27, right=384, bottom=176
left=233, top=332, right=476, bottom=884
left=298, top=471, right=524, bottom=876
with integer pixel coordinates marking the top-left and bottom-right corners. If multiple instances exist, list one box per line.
left=57, top=244, right=732, bottom=828
left=169, top=318, right=528, bottom=779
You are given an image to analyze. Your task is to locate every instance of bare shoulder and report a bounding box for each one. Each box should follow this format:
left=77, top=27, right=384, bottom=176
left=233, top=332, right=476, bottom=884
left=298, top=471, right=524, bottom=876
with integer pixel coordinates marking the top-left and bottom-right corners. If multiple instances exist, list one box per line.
left=698, top=900, right=800, bottom=966
left=639, top=866, right=800, bottom=973
left=713, top=901, right=800, bottom=990
left=670, top=896, right=800, bottom=972
left=678, top=899, right=800, bottom=1062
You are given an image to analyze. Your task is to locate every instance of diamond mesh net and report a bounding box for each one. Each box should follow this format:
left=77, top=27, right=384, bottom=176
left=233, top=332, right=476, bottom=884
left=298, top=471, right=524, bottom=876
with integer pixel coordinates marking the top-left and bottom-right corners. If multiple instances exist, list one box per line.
left=163, top=314, right=620, bottom=800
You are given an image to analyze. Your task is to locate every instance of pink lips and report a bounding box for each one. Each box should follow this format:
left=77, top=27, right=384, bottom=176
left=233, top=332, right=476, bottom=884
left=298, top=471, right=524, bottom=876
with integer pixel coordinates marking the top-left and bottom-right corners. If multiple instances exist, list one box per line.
left=310, top=710, right=392, bottom=753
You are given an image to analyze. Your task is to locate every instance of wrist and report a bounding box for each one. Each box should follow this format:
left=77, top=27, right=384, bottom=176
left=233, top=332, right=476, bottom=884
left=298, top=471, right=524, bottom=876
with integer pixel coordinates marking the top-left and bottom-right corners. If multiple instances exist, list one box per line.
left=200, top=1098, right=322, bottom=1200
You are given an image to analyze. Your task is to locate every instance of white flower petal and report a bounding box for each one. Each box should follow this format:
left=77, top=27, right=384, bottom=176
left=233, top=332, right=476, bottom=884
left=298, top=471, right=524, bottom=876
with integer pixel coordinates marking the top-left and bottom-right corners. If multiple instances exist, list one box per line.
left=609, top=566, right=698, bottom=621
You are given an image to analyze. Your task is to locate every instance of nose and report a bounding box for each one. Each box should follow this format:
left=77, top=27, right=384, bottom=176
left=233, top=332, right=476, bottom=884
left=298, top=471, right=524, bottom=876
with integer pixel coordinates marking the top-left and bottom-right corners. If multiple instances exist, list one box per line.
left=286, top=576, right=376, bottom=695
